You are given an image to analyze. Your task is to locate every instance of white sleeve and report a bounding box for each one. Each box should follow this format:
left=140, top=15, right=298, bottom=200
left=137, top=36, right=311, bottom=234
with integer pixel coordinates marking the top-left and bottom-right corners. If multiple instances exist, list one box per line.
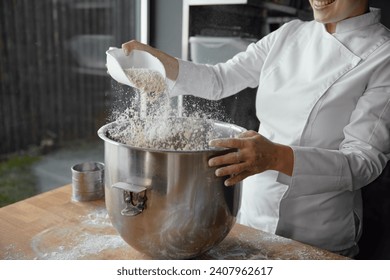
left=169, top=29, right=282, bottom=100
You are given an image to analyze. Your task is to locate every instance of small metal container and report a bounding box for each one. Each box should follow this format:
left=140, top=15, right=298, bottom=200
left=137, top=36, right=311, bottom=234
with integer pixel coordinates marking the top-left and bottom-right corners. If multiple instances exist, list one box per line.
left=71, top=162, right=105, bottom=202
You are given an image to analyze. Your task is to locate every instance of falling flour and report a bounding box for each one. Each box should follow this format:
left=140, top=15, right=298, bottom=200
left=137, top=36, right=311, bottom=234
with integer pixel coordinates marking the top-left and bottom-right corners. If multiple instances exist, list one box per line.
left=124, top=68, right=167, bottom=99
left=107, top=115, right=223, bottom=151
left=107, top=67, right=232, bottom=151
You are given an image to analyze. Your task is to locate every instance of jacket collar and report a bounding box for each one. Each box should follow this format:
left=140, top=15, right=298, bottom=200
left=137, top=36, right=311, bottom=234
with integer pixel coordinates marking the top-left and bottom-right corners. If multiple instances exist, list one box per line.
left=334, top=8, right=381, bottom=34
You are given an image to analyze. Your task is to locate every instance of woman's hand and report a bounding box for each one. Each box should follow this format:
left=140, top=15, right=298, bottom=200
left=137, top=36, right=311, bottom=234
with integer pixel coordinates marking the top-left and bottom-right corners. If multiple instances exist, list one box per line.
left=208, top=130, right=294, bottom=186
left=121, top=40, right=179, bottom=81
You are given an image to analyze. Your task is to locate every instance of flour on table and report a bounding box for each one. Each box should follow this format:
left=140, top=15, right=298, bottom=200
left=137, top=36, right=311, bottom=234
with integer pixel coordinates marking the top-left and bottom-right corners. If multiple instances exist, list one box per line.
left=3, top=244, right=27, bottom=260
left=30, top=208, right=129, bottom=260
left=81, top=207, right=111, bottom=227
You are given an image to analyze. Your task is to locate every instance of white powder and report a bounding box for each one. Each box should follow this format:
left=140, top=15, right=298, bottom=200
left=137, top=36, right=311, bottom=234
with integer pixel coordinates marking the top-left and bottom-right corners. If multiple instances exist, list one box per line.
left=124, top=68, right=167, bottom=98
left=81, top=207, right=111, bottom=227
left=3, top=244, right=28, bottom=260
left=107, top=116, right=223, bottom=151
left=30, top=208, right=130, bottom=260
left=31, top=228, right=128, bottom=260
left=108, top=68, right=232, bottom=151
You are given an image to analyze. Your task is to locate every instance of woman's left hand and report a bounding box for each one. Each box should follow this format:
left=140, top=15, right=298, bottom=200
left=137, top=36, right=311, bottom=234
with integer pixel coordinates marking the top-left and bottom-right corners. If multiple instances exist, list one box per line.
left=208, top=130, right=294, bottom=186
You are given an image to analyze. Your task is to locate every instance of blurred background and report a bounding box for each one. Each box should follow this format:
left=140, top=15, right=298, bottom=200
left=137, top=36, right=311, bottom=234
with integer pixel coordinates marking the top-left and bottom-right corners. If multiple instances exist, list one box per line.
left=1, top=0, right=389, bottom=207
left=0, top=0, right=141, bottom=206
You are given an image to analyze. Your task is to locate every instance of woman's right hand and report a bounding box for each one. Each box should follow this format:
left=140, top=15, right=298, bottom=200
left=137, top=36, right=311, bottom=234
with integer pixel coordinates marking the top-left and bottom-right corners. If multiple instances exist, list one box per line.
left=121, top=40, right=179, bottom=81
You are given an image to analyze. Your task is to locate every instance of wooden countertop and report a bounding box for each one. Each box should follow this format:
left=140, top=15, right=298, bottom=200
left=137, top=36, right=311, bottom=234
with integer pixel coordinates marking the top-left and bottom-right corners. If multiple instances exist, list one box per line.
left=0, top=184, right=347, bottom=260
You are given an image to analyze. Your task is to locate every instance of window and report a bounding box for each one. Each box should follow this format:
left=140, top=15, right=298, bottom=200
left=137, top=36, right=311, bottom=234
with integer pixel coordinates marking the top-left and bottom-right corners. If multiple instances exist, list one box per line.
left=0, top=0, right=141, bottom=206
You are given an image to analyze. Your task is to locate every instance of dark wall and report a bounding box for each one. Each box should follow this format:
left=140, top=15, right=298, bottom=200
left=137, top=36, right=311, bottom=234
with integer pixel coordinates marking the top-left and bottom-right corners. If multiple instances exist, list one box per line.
left=371, top=0, right=390, bottom=28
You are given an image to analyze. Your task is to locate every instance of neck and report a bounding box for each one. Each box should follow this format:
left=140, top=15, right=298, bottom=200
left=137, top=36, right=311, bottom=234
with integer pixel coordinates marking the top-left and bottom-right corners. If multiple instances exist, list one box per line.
left=325, top=23, right=337, bottom=33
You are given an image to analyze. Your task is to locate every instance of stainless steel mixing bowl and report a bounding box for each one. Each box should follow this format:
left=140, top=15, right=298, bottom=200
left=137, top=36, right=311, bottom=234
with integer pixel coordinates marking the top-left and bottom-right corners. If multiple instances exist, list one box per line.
left=98, top=118, right=245, bottom=259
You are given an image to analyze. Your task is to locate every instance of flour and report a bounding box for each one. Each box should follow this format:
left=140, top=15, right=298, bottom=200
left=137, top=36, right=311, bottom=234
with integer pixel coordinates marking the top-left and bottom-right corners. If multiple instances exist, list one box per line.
left=107, top=68, right=232, bottom=151
left=107, top=116, right=223, bottom=151
left=3, top=244, right=27, bottom=260
left=31, top=228, right=127, bottom=260
left=124, top=68, right=167, bottom=98
left=30, top=208, right=130, bottom=260
left=81, top=207, right=111, bottom=227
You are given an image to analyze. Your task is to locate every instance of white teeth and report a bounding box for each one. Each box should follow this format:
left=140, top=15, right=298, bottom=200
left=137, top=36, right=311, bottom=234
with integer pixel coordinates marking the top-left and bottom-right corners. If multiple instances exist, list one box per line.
left=313, top=0, right=336, bottom=9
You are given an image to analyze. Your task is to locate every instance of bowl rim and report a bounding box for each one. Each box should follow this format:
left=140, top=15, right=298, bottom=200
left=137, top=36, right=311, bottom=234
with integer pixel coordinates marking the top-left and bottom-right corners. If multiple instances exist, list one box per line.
left=97, top=118, right=246, bottom=154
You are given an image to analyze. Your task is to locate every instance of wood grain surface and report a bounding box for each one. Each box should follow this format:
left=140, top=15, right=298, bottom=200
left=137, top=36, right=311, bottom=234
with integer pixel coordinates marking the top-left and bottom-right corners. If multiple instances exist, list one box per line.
left=0, top=184, right=348, bottom=260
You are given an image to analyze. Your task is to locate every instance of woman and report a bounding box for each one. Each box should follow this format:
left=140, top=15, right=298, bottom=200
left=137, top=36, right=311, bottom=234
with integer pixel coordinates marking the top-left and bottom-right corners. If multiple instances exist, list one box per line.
left=122, top=0, right=390, bottom=257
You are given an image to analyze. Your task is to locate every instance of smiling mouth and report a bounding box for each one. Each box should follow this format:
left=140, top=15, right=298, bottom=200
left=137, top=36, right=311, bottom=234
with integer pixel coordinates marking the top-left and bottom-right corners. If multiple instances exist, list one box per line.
left=313, top=0, right=336, bottom=9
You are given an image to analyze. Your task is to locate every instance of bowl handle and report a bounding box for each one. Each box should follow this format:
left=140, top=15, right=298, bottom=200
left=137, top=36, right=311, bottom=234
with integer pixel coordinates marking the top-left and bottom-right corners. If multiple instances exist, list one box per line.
left=112, top=182, right=147, bottom=217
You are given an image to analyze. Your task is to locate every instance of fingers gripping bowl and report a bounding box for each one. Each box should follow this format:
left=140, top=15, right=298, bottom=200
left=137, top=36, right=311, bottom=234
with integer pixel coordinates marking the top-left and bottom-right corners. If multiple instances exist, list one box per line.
left=98, top=118, right=246, bottom=259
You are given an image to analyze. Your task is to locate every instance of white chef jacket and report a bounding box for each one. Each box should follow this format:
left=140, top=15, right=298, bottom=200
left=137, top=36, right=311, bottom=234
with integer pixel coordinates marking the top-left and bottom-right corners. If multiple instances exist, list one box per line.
left=170, top=8, right=390, bottom=252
